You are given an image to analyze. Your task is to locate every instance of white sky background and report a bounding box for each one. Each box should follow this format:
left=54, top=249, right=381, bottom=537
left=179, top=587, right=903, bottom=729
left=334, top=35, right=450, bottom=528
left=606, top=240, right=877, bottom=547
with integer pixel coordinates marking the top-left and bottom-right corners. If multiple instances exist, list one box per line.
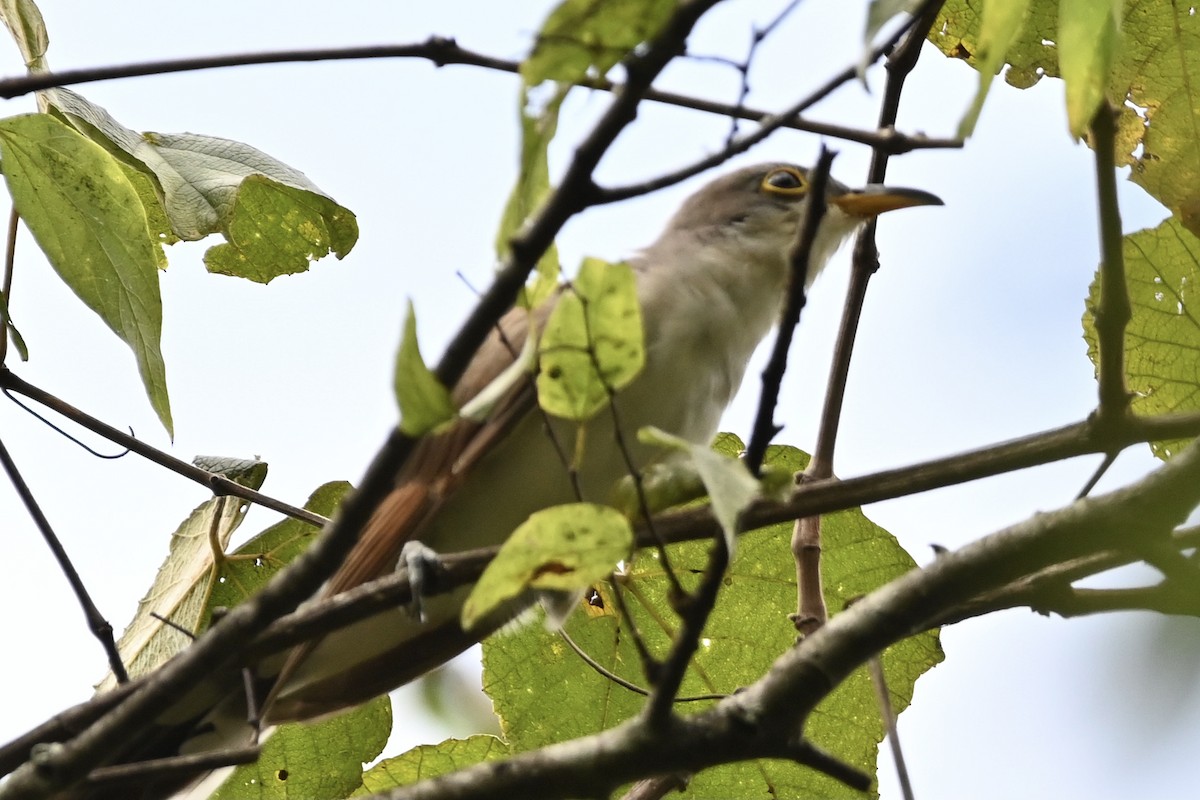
left=0, top=1, right=1196, bottom=798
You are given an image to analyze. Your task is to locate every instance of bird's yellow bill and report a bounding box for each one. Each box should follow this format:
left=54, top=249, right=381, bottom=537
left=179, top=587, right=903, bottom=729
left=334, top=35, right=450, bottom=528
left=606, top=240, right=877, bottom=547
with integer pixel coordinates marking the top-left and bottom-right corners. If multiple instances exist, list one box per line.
left=832, top=185, right=943, bottom=217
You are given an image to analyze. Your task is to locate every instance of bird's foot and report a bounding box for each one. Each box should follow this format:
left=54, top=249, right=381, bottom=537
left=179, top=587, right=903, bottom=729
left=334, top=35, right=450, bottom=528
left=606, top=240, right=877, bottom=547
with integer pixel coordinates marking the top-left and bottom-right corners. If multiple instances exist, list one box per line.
left=398, top=540, right=442, bottom=623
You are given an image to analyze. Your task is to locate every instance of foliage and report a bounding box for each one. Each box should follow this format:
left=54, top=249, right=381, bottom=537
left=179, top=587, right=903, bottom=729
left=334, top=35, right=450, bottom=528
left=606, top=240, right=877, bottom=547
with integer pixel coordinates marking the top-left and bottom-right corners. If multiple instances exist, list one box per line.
left=3, top=0, right=1200, bottom=799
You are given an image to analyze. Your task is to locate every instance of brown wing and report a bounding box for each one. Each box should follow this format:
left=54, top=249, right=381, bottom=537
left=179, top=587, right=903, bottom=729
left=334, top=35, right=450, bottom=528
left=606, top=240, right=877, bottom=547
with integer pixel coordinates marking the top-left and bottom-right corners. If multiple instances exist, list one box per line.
left=265, top=303, right=547, bottom=712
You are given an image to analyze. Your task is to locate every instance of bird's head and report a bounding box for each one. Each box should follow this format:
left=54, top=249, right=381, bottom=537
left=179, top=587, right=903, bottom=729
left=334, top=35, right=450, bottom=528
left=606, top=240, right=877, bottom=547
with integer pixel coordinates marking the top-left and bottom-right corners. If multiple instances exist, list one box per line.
left=657, top=161, right=942, bottom=289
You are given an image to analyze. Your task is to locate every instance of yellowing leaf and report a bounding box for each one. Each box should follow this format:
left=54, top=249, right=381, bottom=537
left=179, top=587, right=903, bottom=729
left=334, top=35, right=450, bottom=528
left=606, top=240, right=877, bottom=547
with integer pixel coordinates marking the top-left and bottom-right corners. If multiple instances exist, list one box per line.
left=522, top=0, right=677, bottom=85
left=203, top=174, right=358, bottom=283
left=0, top=113, right=172, bottom=435
left=94, top=458, right=268, bottom=693
left=462, top=503, right=633, bottom=631
left=45, top=88, right=359, bottom=266
left=958, top=0, right=1033, bottom=137
left=394, top=300, right=455, bottom=436
left=353, top=736, right=510, bottom=795
left=536, top=258, right=644, bottom=421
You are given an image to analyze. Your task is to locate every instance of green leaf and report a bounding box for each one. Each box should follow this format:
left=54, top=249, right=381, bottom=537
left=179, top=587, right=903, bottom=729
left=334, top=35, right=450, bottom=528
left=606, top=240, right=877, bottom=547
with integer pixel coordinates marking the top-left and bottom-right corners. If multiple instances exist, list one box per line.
left=0, top=0, right=48, bottom=70
left=0, top=113, right=173, bottom=435
left=1083, top=218, right=1200, bottom=459
left=536, top=258, right=644, bottom=421
left=933, top=0, right=1200, bottom=237
left=498, top=85, right=567, bottom=309
left=1059, top=0, right=1122, bottom=138
left=204, top=481, right=347, bottom=618
left=44, top=87, right=360, bottom=259
left=202, top=482, right=381, bottom=800
left=638, top=426, right=761, bottom=551
left=213, top=697, right=391, bottom=800
left=523, top=0, right=677, bottom=86
left=203, top=174, right=359, bottom=283
left=483, top=441, right=942, bottom=796
left=394, top=300, right=455, bottom=436
left=462, top=503, right=633, bottom=631
left=931, top=1, right=1061, bottom=89
left=94, top=459, right=269, bottom=693
left=958, top=0, right=1032, bottom=137
left=352, top=736, right=511, bottom=795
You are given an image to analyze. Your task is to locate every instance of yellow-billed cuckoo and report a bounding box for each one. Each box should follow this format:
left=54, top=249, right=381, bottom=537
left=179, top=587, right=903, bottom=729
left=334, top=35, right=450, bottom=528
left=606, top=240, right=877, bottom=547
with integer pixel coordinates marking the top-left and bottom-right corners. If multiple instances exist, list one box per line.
left=106, top=163, right=941, bottom=797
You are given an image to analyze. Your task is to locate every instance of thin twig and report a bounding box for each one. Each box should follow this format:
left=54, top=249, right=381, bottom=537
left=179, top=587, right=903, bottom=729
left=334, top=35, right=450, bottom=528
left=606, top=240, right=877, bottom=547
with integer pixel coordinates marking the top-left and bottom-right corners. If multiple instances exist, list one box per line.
left=652, top=410, right=1200, bottom=551
left=744, top=148, right=835, bottom=475
left=0, top=370, right=328, bottom=528
left=868, top=655, right=914, bottom=800
left=0, top=435, right=128, bottom=683
left=594, top=10, right=948, bottom=206
left=791, top=0, right=946, bottom=635
left=607, top=577, right=660, bottom=684
left=4, top=389, right=131, bottom=458
left=84, top=746, right=260, bottom=788
left=571, top=281, right=682, bottom=597
left=720, top=0, right=804, bottom=148
left=644, top=529, right=731, bottom=723
left=0, top=37, right=958, bottom=156
left=1075, top=450, right=1117, bottom=498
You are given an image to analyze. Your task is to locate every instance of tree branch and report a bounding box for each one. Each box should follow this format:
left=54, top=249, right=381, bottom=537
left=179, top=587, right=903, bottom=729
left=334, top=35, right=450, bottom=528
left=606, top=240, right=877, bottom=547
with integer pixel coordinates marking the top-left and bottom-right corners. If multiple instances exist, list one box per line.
left=350, top=437, right=1200, bottom=800
left=0, top=435, right=127, bottom=683
left=594, top=7, right=952, bottom=206
left=0, top=37, right=957, bottom=155
left=1088, top=100, right=1133, bottom=422
left=0, top=370, right=329, bottom=528
left=744, top=149, right=835, bottom=475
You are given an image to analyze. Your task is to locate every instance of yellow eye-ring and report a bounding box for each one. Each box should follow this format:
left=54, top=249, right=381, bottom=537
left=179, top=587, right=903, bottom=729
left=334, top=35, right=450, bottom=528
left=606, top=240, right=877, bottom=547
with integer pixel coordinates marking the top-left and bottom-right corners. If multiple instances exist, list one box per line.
left=761, top=166, right=808, bottom=196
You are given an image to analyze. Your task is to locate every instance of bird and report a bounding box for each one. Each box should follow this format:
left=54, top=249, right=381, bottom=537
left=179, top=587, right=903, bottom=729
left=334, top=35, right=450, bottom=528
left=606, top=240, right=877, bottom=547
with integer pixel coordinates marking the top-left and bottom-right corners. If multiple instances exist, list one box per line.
left=95, top=162, right=942, bottom=797
left=259, top=162, right=941, bottom=723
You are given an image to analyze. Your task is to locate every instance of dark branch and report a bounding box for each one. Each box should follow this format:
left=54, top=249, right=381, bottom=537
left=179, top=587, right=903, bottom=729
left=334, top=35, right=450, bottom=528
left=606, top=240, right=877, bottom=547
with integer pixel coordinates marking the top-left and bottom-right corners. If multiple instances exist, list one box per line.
left=348, top=440, right=1200, bottom=800
left=0, top=370, right=328, bottom=528
left=0, top=37, right=957, bottom=155
left=744, top=148, right=836, bottom=475
left=1088, top=101, right=1133, bottom=422
left=594, top=9, right=953, bottom=206
left=0, top=434, right=128, bottom=683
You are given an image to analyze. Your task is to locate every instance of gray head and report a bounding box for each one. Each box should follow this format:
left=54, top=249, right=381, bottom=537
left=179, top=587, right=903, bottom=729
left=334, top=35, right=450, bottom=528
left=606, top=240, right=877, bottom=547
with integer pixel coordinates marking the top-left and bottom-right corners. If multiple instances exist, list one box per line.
left=657, top=162, right=942, bottom=286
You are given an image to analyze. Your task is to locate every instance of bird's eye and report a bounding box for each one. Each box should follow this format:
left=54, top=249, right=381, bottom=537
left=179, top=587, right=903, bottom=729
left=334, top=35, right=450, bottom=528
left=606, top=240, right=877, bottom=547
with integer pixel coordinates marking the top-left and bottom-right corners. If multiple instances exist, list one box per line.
left=761, top=167, right=808, bottom=196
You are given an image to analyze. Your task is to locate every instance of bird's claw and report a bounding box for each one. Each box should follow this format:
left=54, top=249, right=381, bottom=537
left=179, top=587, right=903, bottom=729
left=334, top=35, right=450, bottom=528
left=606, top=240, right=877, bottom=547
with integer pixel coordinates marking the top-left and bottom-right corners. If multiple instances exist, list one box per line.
left=399, top=540, right=441, bottom=623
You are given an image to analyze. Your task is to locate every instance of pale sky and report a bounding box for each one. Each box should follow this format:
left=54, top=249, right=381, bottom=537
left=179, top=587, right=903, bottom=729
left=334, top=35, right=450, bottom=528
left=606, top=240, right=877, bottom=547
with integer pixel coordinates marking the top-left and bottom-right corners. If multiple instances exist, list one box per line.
left=0, top=2, right=1192, bottom=799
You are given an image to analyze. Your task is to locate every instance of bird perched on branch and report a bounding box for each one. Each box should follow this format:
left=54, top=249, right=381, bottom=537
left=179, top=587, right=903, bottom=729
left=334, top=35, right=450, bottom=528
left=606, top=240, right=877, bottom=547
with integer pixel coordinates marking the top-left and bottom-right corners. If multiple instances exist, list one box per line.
left=86, top=162, right=941, bottom=798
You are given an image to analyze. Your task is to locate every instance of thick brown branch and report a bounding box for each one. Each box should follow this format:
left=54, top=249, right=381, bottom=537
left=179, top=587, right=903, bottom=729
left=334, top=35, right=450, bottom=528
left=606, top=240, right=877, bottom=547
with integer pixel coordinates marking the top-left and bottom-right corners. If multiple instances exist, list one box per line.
left=348, top=438, right=1200, bottom=800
